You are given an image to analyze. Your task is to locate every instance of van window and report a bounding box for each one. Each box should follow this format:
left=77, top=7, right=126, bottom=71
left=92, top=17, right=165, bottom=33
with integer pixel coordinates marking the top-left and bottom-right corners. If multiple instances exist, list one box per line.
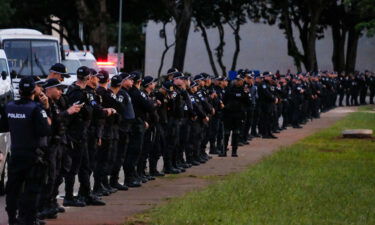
left=4, top=40, right=59, bottom=76
left=0, top=59, right=9, bottom=74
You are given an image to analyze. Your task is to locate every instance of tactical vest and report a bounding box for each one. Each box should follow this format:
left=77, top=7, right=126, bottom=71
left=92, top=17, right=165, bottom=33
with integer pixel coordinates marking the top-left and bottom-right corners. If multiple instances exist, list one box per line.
left=6, top=100, right=39, bottom=149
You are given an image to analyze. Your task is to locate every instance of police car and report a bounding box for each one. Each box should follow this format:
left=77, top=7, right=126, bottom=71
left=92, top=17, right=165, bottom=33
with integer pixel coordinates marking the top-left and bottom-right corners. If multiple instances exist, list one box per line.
left=97, top=61, right=119, bottom=79
left=0, top=49, right=13, bottom=195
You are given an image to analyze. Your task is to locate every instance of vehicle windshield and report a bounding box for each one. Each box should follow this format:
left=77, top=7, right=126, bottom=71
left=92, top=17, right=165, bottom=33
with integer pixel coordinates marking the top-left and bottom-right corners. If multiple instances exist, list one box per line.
left=4, top=39, right=59, bottom=77
left=62, top=59, right=81, bottom=75
left=0, top=59, right=9, bottom=74
left=79, top=59, right=98, bottom=71
left=98, top=66, right=118, bottom=75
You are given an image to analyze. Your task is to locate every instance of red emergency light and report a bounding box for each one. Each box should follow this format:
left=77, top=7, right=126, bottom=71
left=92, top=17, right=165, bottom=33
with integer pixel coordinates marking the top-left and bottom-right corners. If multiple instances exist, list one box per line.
left=97, top=61, right=115, bottom=66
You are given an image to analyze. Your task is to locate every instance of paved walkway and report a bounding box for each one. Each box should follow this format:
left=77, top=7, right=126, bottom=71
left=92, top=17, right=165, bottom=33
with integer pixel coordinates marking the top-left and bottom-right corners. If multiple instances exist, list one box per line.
left=0, top=107, right=355, bottom=225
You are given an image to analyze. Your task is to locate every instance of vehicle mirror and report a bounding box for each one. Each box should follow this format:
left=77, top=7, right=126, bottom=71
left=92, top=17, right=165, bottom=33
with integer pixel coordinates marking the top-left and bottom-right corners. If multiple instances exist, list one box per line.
left=10, top=70, right=17, bottom=79
left=1, top=71, right=8, bottom=80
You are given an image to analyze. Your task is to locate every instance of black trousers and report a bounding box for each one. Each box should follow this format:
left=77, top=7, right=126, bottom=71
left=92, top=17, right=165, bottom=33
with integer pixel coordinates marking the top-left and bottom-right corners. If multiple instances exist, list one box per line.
left=111, top=125, right=130, bottom=184
left=124, top=120, right=145, bottom=183
left=64, top=139, right=87, bottom=199
left=188, top=121, right=203, bottom=161
left=370, top=88, right=375, bottom=104
left=259, top=103, right=273, bottom=136
left=165, top=118, right=180, bottom=169
left=223, top=115, right=242, bottom=150
left=179, top=118, right=191, bottom=162
left=138, top=127, right=156, bottom=176
left=209, top=115, right=224, bottom=153
left=6, top=156, right=45, bottom=223
left=252, top=104, right=260, bottom=136
left=40, top=143, right=66, bottom=208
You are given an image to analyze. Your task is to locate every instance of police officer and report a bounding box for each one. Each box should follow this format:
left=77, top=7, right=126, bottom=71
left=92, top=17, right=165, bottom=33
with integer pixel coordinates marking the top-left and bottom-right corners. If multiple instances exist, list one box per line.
left=164, top=72, right=186, bottom=173
left=138, top=76, right=159, bottom=182
left=110, top=73, right=135, bottom=189
left=94, top=71, right=123, bottom=195
left=222, top=75, right=251, bottom=157
left=188, top=80, right=209, bottom=163
left=125, top=72, right=155, bottom=187
left=38, top=79, right=82, bottom=220
left=258, top=72, right=278, bottom=138
left=48, top=63, right=71, bottom=83
left=152, top=81, right=172, bottom=175
left=64, top=66, right=105, bottom=207
left=2, top=77, right=51, bottom=225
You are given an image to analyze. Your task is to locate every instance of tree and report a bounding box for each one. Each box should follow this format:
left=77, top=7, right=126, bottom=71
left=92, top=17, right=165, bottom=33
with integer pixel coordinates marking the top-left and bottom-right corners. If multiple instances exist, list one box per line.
left=161, top=0, right=194, bottom=71
left=0, top=0, right=14, bottom=26
left=268, top=0, right=334, bottom=72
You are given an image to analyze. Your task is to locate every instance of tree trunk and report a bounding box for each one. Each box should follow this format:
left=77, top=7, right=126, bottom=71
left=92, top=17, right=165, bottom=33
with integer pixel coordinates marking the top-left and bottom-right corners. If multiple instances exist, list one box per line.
left=281, top=3, right=303, bottom=72
left=90, top=0, right=108, bottom=60
left=345, top=27, right=360, bottom=73
left=216, top=23, right=226, bottom=77
left=172, top=0, right=193, bottom=71
left=230, top=20, right=241, bottom=71
left=158, top=23, right=175, bottom=78
left=197, top=21, right=219, bottom=77
left=331, top=25, right=347, bottom=73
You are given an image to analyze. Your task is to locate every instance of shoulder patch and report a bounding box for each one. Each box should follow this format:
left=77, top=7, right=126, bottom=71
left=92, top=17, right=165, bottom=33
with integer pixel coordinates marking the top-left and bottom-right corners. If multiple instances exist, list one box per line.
left=41, top=109, right=48, bottom=118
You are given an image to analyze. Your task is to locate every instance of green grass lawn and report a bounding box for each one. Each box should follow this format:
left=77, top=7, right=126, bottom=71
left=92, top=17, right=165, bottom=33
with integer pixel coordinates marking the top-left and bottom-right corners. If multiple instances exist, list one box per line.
left=129, top=112, right=375, bottom=225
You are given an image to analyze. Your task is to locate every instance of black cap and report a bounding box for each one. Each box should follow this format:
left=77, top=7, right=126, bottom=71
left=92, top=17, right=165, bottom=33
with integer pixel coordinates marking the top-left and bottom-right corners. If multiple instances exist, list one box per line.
left=77, top=66, right=91, bottom=79
left=119, top=72, right=132, bottom=80
left=190, top=81, right=198, bottom=88
left=111, top=75, right=123, bottom=87
left=216, top=76, right=225, bottom=81
left=130, top=71, right=142, bottom=82
left=167, top=68, right=178, bottom=75
left=89, top=68, right=98, bottom=76
left=193, top=74, right=204, bottom=81
left=262, top=71, right=272, bottom=77
left=19, top=76, right=36, bottom=95
left=50, top=63, right=71, bottom=78
left=173, top=72, right=184, bottom=80
left=235, top=74, right=244, bottom=80
left=43, top=78, right=67, bottom=89
left=142, top=76, right=155, bottom=87
left=97, top=70, right=109, bottom=83
left=32, top=76, right=45, bottom=86
left=161, top=81, right=173, bottom=91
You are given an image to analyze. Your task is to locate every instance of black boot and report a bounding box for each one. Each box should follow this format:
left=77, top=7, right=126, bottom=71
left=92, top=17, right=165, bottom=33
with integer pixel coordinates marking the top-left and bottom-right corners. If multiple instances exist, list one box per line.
left=231, top=147, right=238, bottom=157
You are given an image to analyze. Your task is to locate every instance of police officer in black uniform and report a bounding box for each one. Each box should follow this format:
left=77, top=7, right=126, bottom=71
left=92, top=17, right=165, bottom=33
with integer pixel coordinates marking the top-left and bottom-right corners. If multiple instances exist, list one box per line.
left=125, top=72, right=155, bottom=187
left=2, top=77, right=51, bottom=225
left=222, top=75, right=251, bottom=157
left=258, top=72, right=278, bottom=138
left=110, top=73, right=135, bottom=189
left=38, top=79, right=82, bottom=220
left=64, top=66, right=105, bottom=207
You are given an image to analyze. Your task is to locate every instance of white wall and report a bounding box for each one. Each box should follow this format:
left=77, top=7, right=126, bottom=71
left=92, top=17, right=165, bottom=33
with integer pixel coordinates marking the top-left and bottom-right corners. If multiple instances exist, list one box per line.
left=145, top=20, right=375, bottom=77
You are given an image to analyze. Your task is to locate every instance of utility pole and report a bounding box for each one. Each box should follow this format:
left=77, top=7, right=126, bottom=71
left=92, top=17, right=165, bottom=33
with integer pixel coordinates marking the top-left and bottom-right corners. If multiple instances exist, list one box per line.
left=117, top=0, right=123, bottom=71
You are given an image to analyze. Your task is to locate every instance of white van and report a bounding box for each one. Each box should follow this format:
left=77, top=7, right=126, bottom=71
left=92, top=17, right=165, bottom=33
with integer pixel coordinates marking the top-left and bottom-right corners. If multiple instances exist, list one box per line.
left=75, top=51, right=98, bottom=71
left=0, top=28, right=61, bottom=97
left=0, top=49, right=13, bottom=195
left=62, top=51, right=81, bottom=85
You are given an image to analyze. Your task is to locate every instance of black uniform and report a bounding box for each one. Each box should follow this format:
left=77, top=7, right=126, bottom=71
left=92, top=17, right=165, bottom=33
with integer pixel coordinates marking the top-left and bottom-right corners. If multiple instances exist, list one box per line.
left=3, top=98, right=51, bottom=224
left=222, top=84, right=250, bottom=156
left=125, top=86, right=154, bottom=185
left=258, top=80, right=276, bottom=137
